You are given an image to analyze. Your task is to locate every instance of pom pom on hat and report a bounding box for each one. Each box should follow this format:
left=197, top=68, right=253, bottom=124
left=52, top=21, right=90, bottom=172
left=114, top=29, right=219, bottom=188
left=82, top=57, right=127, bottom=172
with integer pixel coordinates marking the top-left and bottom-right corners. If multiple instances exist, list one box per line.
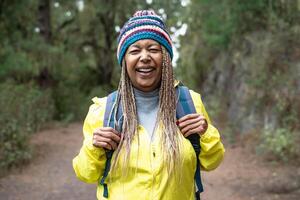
left=117, top=10, right=173, bottom=65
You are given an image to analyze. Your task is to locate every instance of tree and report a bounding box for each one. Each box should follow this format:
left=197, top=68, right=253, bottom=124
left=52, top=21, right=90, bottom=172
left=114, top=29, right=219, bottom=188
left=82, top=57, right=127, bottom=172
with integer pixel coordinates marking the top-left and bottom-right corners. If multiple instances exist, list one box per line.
left=38, top=0, right=52, bottom=43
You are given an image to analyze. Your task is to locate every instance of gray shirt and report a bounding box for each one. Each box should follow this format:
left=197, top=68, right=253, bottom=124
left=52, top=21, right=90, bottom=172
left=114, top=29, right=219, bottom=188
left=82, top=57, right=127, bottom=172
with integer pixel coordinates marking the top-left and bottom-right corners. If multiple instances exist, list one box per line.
left=133, top=88, right=159, bottom=140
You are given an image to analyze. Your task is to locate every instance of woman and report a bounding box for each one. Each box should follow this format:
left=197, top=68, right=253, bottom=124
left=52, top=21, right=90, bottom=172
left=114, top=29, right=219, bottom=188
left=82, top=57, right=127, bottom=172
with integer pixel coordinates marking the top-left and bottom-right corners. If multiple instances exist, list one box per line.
left=73, top=10, right=225, bottom=200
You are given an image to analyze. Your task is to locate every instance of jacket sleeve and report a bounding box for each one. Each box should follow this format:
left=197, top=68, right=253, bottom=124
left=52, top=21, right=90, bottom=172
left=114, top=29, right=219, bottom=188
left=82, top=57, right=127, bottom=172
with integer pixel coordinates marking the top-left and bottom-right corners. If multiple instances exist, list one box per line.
left=190, top=90, right=225, bottom=171
left=72, top=97, right=107, bottom=183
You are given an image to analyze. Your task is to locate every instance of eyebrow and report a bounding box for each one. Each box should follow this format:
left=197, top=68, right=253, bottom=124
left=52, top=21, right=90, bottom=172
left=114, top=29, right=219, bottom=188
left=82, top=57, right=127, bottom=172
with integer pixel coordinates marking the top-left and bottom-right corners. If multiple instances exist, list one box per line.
left=129, top=43, right=160, bottom=49
left=130, top=44, right=141, bottom=48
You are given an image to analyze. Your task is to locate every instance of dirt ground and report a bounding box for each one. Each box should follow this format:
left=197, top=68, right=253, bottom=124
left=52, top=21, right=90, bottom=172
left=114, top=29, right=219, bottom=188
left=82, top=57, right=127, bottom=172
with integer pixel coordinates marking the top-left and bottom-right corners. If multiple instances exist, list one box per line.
left=0, top=123, right=299, bottom=200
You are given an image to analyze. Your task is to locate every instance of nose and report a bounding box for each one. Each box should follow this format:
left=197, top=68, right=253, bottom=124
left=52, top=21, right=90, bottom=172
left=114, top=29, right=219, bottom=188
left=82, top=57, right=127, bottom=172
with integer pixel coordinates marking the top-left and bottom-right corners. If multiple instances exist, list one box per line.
left=140, top=49, right=150, bottom=63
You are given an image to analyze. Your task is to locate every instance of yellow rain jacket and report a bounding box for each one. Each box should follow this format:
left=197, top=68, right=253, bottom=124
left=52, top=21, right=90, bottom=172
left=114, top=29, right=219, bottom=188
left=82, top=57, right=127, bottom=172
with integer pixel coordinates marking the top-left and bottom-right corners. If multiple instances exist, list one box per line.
left=73, top=89, right=225, bottom=200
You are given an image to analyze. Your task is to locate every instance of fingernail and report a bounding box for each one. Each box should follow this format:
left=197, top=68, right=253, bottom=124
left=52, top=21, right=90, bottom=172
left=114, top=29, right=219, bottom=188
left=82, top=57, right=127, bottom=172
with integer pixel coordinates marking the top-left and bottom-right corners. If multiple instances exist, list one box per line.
left=176, top=121, right=179, bottom=126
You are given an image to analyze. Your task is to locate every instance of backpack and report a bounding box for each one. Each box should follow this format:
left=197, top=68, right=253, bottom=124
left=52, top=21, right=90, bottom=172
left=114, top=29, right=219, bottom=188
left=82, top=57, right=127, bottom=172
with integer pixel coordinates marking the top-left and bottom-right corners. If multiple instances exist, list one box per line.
left=99, top=85, right=203, bottom=200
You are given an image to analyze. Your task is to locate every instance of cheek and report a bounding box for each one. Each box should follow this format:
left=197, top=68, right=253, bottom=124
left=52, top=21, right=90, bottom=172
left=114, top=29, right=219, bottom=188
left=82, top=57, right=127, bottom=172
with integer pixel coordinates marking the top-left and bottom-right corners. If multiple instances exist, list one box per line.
left=124, top=56, right=137, bottom=75
left=125, top=57, right=134, bottom=70
left=125, top=65, right=135, bottom=81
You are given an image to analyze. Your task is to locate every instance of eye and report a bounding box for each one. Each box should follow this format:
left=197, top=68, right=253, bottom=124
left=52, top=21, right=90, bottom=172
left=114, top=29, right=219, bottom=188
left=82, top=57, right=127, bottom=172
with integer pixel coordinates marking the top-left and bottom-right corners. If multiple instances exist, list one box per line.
left=128, top=49, right=140, bottom=55
left=149, top=48, right=161, bottom=53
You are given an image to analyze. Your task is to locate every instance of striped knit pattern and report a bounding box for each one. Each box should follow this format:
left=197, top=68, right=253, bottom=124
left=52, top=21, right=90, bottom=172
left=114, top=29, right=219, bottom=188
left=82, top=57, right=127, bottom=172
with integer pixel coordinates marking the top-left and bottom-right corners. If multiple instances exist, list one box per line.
left=117, top=10, right=173, bottom=65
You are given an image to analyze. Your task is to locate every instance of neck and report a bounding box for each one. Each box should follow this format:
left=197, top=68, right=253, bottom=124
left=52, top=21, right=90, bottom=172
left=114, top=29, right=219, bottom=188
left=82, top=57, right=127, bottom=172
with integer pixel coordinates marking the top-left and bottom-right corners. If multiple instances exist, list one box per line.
left=133, top=87, right=159, bottom=137
left=133, top=87, right=159, bottom=97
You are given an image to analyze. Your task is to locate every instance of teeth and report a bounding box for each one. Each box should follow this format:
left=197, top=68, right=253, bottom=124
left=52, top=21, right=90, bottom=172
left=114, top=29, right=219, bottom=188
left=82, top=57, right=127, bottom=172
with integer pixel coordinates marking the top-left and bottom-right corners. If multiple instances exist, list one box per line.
left=137, top=68, right=153, bottom=72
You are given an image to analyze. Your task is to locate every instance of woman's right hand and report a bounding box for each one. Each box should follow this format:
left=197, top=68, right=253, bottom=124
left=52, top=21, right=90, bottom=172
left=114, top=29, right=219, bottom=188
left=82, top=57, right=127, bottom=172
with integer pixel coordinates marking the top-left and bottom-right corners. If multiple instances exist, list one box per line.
left=92, top=127, right=121, bottom=150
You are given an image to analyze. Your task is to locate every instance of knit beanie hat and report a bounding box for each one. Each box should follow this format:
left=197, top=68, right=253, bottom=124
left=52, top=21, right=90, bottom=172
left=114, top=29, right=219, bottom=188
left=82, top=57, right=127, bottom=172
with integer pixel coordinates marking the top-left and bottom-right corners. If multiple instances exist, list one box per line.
left=117, top=10, right=173, bottom=65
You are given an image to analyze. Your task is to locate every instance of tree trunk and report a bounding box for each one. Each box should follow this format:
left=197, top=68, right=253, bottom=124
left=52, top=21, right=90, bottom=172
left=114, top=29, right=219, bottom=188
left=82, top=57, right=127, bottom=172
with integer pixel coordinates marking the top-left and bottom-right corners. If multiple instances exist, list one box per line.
left=95, top=3, right=117, bottom=85
left=36, top=0, right=54, bottom=88
left=38, top=0, right=52, bottom=43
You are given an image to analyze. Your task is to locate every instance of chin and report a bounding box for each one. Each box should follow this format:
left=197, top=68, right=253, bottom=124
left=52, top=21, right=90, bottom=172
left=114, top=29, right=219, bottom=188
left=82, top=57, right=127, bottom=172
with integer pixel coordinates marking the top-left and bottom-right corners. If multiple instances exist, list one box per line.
left=135, top=79, right=160, bottom=91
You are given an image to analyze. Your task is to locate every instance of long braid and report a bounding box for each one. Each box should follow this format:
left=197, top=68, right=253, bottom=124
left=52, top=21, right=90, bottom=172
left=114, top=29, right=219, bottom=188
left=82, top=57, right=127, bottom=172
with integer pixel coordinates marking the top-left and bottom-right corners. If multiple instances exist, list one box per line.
left=158, top=47, right=182, bottom=173
left=110, top=60, right=138, bottom=173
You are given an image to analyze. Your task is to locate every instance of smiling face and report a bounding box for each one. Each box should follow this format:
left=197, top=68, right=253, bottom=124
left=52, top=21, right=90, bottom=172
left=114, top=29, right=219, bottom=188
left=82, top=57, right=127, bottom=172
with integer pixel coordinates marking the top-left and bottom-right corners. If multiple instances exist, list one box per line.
left=124, top=39, right=163, bottom=92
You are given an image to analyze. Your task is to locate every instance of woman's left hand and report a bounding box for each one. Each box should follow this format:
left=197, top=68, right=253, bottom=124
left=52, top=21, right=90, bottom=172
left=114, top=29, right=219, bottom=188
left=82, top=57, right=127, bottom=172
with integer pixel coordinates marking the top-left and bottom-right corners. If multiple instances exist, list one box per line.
left=177, top=113, right=208, bottom=137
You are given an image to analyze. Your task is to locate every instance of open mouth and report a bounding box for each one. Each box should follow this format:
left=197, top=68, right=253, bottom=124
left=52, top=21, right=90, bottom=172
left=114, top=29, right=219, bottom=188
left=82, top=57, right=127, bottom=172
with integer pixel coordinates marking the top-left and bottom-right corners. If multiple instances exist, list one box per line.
left=136, top=67, right=155, bottom=74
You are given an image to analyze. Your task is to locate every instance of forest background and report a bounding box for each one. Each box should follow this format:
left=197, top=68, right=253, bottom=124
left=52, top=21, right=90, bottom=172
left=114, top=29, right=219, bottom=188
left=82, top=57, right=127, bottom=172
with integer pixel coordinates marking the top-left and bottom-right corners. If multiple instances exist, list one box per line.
left=0, top=0, right=299, bottom=176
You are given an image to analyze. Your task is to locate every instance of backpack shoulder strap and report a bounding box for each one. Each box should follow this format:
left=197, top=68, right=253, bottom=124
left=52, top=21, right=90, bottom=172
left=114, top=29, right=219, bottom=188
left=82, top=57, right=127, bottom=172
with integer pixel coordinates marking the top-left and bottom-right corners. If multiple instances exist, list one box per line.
left=103, top=91, right=117, bottom=127
left=176, top=85, right=204, bottom=198
left=103, top=91, right=123, bottom=129
left=100, top=90, right=123, bottom=198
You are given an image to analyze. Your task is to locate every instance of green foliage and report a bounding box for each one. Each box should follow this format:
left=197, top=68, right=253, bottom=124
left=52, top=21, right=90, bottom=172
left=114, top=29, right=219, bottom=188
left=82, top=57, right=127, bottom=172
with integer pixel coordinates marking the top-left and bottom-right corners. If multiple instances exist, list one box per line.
left=257, top=127, right=299, bottom=162
left=245, top=31, right=300, bottom=130
left=177, top=0, right=300, bottom=89
left=0, top=0, right=38, bottom=42
left=194, top=0, right=234, bottom=48
left=202, top=95, right=222, bottom=120
left=88, top=85, right=114, bottom=99
left=185, top=0, right=300, bottom=49
left=0, top=82, right=55, bottom=170
left=253, top=30, right=299, bottom=163
left=0, top=43, right=39, bottom=83
left=0, top=118, right=32, bottom=172
left=52, top=82, right=87, bottom=122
